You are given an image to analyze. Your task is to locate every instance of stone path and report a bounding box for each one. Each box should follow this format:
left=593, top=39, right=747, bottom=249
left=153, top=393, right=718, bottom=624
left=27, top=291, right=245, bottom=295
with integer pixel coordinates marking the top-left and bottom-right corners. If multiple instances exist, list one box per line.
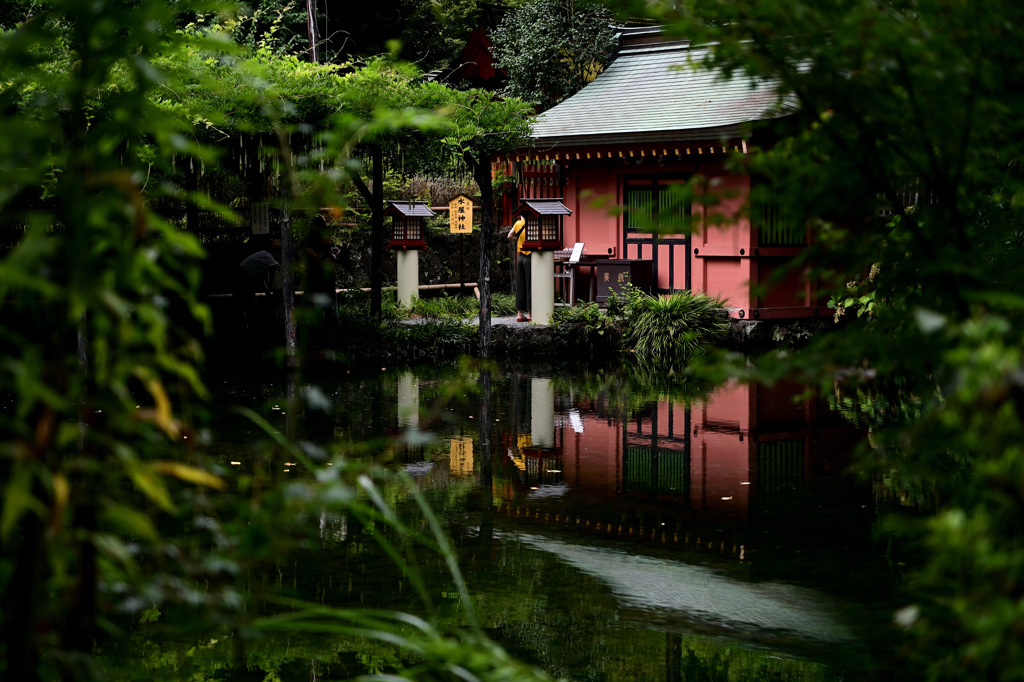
left=401, top=315, right=541, bottom=328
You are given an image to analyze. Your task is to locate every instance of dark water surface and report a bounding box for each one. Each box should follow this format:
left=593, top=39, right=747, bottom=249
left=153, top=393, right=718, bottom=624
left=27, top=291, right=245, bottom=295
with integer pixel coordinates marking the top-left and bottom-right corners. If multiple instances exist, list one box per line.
left=127, top=361, right=900, bottom=681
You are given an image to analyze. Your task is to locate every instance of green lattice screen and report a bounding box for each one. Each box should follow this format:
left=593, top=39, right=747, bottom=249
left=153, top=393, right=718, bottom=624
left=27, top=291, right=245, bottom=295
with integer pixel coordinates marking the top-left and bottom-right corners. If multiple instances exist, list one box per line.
left=625, top=187, right=654, bottom=231
left=625, top=185, right=691, bottom=233
left=752, top=188, right=805, bottom=246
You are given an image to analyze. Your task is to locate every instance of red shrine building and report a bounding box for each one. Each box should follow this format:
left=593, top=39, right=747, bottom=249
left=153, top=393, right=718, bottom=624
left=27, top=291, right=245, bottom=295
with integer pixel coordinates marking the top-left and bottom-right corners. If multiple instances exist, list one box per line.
left=507, top=26, right=825, bottom=320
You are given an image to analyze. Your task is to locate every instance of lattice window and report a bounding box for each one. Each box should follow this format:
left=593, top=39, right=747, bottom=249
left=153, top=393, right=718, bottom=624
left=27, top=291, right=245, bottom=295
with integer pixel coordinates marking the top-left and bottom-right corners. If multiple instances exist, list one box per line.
left=525, top=215, right=559, bottom=242
left=625, top=181, right=691, bottom=233
left=752, top=187, right=805, bottom=246
left=392, top=217, right=421, bottom=241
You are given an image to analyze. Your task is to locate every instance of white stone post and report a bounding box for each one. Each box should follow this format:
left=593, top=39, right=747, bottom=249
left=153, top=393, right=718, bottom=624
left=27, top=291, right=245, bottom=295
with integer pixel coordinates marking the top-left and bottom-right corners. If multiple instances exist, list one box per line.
left=530, top=250, right=554, bottom=325
left=396, top=249, right=419, bottom=308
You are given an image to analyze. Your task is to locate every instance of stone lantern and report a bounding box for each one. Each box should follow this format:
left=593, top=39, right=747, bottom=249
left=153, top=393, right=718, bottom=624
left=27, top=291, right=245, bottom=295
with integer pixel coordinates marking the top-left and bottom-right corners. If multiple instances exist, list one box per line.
left=384, top=200, right=434, bottom=307
left=512, top=199, right=572, bottom=325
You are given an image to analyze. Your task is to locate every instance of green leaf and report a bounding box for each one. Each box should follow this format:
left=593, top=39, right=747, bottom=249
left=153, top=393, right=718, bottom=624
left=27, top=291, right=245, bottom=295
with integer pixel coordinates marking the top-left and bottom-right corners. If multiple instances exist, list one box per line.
left=101, top=501, right=160, bottom=541
left=1, top=465, right=47, bottom=540
left=125, top=460, right=174, bottom=513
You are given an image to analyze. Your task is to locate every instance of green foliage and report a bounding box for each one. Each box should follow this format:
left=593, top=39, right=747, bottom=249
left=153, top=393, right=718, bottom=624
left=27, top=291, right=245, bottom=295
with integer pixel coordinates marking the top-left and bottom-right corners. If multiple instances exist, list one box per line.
left=491, top=292, right=517, bottom=317
left=154, top=26, right=352, bottom=136
left=605, top=288, right=629, bottom=318
left=620, top=287, right=728, bottom=365
left=658, top=0, right=1024, bottom=677
left=0, top=0, right=34, bottom=30
left=390, top=320, right=477, bottom=359
left=491, top=0, right=617, bottom=111
left=396, top=0, right=482, bottom=68
left=257, top=605, right=556, bottom=682
left=0, top=1, right=228, bottom=677
left=424, top=82, right=536, bottom=162
left=231, top=0, right=317, bottom=58
left=550, top=292, right=729, bottom=366
left=828, top=271, right=879, bottom=323
left=551, top=302, right=620, bottom=357
left=333, top=291, right=476, bottom=361
left=324, top=57, right=533, bottom=322
left=411, top=293, right=480, bottom=320
left=0, top=5, right=552, bottom=681
left=408, top=294, right=515, bottom=321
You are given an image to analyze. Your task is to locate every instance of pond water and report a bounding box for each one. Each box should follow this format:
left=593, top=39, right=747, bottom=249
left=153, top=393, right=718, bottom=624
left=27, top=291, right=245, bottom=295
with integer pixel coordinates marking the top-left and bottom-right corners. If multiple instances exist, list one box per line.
left=126, top=361, right=901, bottom=680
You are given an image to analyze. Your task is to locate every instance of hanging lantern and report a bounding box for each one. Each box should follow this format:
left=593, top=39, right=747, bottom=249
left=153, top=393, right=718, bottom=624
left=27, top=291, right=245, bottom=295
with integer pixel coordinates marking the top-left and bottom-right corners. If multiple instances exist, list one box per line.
left=513, top=198, right=572, bottom=251
left=384, top=200, right=433, bottom=250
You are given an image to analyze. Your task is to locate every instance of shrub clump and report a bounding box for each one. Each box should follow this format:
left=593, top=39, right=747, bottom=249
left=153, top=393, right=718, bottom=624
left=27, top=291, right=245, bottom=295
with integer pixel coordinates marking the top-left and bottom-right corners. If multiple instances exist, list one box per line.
left=328, top=291, right=476, bottom=363
left=619, top=287, right=728, bottom=364
left=405, top=292, right=517, bottom=321
left=550, top=302, right=621, bottom=358
left=550, top=287, right=728, bottom=365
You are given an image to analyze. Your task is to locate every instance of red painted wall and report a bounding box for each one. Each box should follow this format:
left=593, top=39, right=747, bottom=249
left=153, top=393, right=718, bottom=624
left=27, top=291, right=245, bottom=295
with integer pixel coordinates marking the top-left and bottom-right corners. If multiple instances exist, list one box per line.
left=503, top=151, right=822, bottom=317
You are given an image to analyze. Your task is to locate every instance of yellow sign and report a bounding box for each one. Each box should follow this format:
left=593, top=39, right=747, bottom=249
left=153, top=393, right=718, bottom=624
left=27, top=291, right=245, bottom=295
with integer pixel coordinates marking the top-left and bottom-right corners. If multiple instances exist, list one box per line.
left=448, top=194, right=473, bottom=234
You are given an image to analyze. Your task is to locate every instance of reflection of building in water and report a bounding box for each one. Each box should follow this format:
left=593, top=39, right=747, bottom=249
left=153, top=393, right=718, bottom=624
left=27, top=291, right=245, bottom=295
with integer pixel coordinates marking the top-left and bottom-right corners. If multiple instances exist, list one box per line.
left=501, top=378, right=862, bottom=525
left=318, top=512, right=348, bottom=546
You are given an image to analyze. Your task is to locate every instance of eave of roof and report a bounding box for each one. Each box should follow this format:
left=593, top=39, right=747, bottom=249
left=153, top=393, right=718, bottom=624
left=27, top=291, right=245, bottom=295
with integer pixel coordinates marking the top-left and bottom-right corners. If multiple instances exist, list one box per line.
left=385, top=201, right=435, bottom=217
left=515, top=198, right=572, bottom=216
left=530, top=35, right=787, bottom=149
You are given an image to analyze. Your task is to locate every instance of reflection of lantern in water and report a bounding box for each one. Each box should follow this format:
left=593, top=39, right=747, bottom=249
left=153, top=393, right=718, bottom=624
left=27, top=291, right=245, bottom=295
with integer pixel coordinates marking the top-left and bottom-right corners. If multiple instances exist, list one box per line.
left=508, top=433, right=529, bottom=472
left=449, top=436, right=474, bottom=476
left=397, top=371, right=418, bottom=430
left=530, top=377, right=555, bottom=449
left=521, top=446, right=565, bottom=487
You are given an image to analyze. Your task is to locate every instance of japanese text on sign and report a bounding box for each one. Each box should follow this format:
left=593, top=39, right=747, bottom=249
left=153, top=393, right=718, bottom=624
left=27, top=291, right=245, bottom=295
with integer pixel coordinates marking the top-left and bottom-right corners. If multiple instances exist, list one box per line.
left=448, top=194, right=473, bottom=234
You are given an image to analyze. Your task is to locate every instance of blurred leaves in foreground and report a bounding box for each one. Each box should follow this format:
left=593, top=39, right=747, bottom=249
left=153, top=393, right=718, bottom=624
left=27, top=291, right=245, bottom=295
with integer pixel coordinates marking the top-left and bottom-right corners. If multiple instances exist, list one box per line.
left=651, top=0, right=1024, bottom=678
left=0, top=2, right=550, bottom=680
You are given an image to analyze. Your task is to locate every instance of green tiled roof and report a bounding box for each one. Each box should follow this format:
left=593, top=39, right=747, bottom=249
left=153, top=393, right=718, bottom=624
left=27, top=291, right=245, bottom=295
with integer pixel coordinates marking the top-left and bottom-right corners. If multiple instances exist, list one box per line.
left=384, top=201, right=435, bottom=218
left=531, top=34, right=787, bottom=148
left=515, top=199, right=572, bottom=216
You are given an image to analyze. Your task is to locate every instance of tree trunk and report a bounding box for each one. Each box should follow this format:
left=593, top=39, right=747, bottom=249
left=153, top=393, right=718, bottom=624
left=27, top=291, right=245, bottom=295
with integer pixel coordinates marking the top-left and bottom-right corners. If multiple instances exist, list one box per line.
left=370, top=145, right=384, bottom=322
left=343, top=146, right=385, bottom=321
left=471, top=151, right=495, bottom=357
left=305, top=0, right=319, bottom=63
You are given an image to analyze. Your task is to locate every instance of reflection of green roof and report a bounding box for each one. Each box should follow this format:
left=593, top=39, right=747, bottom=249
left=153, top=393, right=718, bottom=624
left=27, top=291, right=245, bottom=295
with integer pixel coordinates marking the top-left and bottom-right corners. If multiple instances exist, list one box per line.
left=531, top=29, right=787, bottom=148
